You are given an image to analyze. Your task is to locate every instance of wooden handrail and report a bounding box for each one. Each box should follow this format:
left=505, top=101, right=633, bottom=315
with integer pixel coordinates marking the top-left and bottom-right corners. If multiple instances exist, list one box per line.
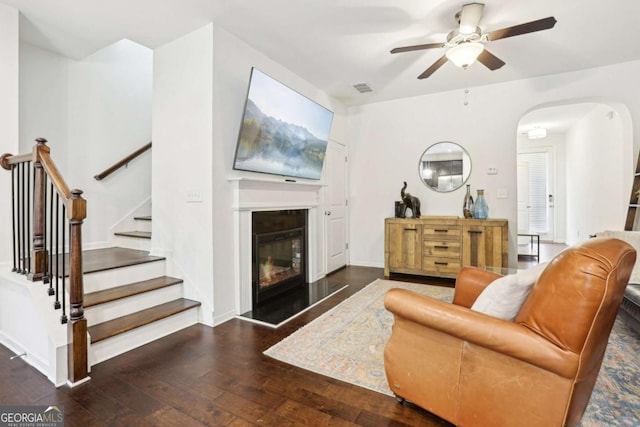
left=40, top=151, right=72, bottom=201
left=2, top=137, right=88, bottom=385
left=94, top=142, right=152, bottom=181
left=1, top=152, right=31, bottom=169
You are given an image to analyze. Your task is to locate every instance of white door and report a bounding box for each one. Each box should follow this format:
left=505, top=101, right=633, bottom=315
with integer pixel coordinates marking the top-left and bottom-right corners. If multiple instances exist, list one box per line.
left=517, top=150, right=555, bottom=241
left=325, top=141, right=348, bottom=273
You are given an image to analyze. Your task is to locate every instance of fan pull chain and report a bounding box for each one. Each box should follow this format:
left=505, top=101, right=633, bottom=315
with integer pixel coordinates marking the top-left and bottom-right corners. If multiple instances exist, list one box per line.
left=463, top=78, right=470, bottom=106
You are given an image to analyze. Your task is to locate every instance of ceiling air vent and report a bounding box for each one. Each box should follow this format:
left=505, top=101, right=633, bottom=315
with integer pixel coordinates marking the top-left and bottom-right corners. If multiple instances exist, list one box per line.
left=352, top=83, right=373, bottom=93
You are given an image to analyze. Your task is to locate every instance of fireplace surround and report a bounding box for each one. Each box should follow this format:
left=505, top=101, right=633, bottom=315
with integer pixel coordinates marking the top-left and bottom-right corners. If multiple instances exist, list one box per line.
left=230, top=177, right=323, bottom=314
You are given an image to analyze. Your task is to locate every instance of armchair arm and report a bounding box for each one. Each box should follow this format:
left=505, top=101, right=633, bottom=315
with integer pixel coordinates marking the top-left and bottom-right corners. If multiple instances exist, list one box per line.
left=385, top=288, right=579, bottom=379
left=453, top=266, right=502, bottom=308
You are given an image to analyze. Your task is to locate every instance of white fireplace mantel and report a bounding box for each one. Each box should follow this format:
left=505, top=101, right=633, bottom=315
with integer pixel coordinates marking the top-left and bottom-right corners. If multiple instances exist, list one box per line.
left=229, top=176, right=325, bottom=314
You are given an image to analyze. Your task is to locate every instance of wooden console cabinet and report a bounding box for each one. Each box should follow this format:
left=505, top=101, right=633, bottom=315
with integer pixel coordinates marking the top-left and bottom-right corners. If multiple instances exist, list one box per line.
left=385, top=216, right=508, bottom=279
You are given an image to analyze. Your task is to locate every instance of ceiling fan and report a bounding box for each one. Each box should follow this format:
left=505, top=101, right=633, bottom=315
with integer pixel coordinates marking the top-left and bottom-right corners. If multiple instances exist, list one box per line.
left=391, top=3, right=557, bottom=79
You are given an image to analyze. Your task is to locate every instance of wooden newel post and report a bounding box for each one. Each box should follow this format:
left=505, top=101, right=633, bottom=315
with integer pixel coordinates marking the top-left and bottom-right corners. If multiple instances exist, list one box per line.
left=28, top=138, right=50, bottom=281
left=67, top=189, right=88, bottom=384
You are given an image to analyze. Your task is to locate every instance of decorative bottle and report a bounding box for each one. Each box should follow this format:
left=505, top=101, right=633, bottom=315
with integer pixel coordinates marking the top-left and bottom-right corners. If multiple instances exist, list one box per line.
left=463, top=185, right=474, bottom=219
left=473, top=189, right=489, bottom=219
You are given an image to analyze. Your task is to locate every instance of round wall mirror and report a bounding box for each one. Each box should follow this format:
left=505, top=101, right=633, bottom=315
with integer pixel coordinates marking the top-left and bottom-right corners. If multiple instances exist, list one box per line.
left=419, top=142, right=471, bottom=192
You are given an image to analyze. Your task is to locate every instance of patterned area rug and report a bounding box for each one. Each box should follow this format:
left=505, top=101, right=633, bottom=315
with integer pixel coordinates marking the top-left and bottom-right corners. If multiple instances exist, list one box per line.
left=264, top=279, right=640, bottom=426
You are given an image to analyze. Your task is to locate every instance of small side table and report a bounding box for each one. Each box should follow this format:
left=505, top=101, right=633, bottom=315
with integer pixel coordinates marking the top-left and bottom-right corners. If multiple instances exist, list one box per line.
left=518, top=233, right=540, bottom=261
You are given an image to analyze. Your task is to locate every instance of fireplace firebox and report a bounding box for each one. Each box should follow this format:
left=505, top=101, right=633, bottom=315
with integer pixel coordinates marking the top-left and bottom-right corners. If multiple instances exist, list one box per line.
left=252, top=210, right=307, bottom=306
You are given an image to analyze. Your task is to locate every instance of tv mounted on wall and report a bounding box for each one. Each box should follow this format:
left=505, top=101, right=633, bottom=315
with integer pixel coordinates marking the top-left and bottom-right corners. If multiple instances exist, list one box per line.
left=232, top=68, right=334, bottom=180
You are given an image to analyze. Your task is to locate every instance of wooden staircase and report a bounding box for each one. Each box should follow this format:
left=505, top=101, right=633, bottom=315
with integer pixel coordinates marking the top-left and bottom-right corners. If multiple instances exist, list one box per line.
left=77, top=246, right=200, bottom=366
left=113, top=215, right=152, bottom=250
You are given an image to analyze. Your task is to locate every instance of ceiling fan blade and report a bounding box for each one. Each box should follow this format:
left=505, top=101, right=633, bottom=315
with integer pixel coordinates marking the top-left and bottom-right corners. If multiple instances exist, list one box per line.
left=477, top=49, right=505, bottom=70
left=391, top=42, right=445, bottom=54
left=487, top=16, right=557, bottom=41
left=418, top=55, right=448, bottom=79
left=459, top=3, right=485, bottom=34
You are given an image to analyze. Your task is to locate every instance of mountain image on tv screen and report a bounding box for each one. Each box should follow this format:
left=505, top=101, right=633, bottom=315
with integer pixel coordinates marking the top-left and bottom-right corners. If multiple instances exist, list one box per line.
left=233, top=68, right=334, bottom=180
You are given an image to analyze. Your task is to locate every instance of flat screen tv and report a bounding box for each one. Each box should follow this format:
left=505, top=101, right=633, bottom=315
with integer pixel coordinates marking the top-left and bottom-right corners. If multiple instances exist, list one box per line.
left=233, top=68, right=334, bottom=180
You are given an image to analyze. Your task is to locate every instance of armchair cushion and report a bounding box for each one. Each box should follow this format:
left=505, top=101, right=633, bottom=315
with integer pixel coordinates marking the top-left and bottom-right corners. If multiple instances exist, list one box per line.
left=470, top=262, right=548, bottom=321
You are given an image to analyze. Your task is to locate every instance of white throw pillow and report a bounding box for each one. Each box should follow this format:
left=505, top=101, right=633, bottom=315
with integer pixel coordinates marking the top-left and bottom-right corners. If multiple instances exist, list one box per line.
left=470, top=262, right=548, bottom=321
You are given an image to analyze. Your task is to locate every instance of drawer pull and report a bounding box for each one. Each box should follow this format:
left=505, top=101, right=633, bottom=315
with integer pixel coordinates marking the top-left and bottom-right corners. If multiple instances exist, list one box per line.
left=434, top=261, right=448, bottom=266
left=404, top=228, right=417, bottom=231
left=467, top=230, right=483, bottom=234
left=434, top=245, right=449, bottom=250
left=434, top=229, right=449, bottom=233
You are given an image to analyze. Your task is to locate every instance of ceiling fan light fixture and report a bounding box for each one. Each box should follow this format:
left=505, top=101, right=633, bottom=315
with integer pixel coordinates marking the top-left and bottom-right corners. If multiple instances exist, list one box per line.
left=528, top=127, right=547, bottom=139
left=446, top=42, right=484, bottom=69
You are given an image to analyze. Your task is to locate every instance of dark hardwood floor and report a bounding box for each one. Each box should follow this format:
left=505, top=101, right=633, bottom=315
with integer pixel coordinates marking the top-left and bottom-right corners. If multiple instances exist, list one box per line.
left=1, top=266, right=454, bottom=426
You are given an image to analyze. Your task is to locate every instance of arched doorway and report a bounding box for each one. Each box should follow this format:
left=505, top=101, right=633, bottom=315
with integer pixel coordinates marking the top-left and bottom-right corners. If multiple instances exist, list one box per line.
left=517, top=102, right=630, bottom=246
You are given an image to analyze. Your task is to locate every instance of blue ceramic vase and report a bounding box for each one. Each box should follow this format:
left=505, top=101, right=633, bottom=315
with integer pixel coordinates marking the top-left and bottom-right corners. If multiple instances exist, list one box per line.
left=473, top=189, right=489, bottom=219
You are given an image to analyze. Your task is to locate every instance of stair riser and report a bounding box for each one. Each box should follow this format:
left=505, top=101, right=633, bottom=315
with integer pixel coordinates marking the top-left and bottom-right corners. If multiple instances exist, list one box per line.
left=112, top=235, right=151, bottom=251
left=134, top=219, right=152, bottom=233
left=85, top=284, right=184, bottom=327
left=88, top=308, right=199, bottom=366
left=82, top=261, right=166, bottom=294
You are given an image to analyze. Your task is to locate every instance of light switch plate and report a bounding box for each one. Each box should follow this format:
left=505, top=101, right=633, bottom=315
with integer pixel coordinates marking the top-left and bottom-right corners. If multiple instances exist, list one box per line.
left=186, top=190, right=203, bottom=203
left=487, top=167, right=498, bottom=175
left=497, top=188, right=508, bottom=199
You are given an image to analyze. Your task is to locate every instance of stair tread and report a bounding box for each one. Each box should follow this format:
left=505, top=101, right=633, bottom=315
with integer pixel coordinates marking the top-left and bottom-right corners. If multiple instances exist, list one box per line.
left=88, top=298, right=201, bottom=343
left=84, top=276, right=184, bottom=308
left=114, top=231, right=152, bottom=239
left=134, top=216, right=152, bottom=221
left=52, top=247, right=164, bottom=276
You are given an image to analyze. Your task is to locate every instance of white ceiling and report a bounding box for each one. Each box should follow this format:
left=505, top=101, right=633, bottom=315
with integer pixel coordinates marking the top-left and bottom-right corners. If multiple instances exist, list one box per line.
left=3, top=0, right=640, bottom=107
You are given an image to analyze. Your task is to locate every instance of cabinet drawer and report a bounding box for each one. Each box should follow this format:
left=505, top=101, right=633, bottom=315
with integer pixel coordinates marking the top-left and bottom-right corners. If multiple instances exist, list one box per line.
left=423, top=240, right=461, bottom=258
left=423, top=225, right=461, bottom=241
left=422, top=257, right=461, bottom=276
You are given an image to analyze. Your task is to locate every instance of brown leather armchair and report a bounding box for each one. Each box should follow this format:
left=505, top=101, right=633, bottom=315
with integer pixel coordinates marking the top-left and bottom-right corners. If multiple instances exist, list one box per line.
left=384, top=238, right=636, bottom=427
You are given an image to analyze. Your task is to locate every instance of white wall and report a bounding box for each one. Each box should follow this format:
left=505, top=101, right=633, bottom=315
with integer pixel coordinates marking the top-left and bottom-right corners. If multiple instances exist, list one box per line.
left=0, top=3, right=19, bottom=264
left=209, top=26, right=347, bottom=323
left=347, top=61, right=638, bottom=268
left=152, top=23, right=348, bottom=325
left=19, top=40, right=153, bottom=248
left=19, top=44, right=70, bottom=155
left=565, top=105, right=625, bottom=244
left=152, top=24, right=215, bottom=325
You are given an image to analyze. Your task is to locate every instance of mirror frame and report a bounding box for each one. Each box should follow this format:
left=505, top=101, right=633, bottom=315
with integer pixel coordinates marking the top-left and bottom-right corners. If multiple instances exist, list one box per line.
left=418, top=142, right=472, bottom=192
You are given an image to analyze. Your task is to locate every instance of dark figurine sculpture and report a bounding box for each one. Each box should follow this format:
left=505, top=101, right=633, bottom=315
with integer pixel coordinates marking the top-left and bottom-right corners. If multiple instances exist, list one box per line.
left=400, top=181, right=421, bottom=218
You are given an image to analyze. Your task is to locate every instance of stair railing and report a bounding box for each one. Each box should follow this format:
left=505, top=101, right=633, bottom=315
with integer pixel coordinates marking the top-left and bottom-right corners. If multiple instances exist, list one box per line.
left=1, top=138, right=88, bottom=384
left=94, top=141, right=152, bottom=181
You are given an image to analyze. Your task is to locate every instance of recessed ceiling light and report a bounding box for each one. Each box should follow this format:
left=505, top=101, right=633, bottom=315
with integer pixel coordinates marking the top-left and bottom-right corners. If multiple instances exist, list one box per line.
left=528, top=128, right=547, bottom=139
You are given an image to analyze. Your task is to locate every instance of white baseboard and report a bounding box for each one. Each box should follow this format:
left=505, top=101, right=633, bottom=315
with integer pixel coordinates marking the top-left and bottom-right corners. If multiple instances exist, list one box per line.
left=349, top=260, right=384, bottom=268
left=213, top=309, right=236, bottom=327
left=0, top=331, right=52, bottom=385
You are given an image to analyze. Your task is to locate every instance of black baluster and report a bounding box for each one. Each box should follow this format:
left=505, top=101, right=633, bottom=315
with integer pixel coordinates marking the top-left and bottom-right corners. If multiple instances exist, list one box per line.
left=27, top=161, right=32, bottom=275
left=11, top=165, right=17, bottom=272
left=20, top=162, right=26, bottom=274
left=54, top=192, right=61, bottom=310
left=48, top=184, right=54, bottom=296
left=60, top=206, right=67, bottom=324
